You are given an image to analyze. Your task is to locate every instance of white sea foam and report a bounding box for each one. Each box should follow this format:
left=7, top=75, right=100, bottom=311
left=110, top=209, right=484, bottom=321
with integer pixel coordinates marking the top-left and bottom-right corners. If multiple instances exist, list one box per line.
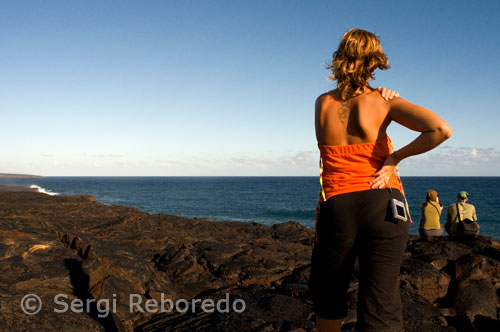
left=30, top=185, right=58, bottom=196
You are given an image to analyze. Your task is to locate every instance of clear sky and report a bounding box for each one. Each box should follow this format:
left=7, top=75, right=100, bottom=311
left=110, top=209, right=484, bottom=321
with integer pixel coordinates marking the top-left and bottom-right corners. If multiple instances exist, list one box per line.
left=1, top=0, right=499, bottom=176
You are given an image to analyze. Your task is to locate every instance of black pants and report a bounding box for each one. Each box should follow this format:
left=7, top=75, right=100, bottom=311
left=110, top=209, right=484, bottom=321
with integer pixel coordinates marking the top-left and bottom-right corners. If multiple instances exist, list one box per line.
left=308, top=189, right=409, bottom=332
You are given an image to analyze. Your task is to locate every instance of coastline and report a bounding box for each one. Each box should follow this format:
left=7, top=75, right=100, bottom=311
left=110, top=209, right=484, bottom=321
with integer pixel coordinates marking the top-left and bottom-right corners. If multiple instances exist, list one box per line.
left=0, top=173, right=42, bottom=178
left=0, top=185, right=38, bottom=192
left=0, top=189, right=499, bottom=331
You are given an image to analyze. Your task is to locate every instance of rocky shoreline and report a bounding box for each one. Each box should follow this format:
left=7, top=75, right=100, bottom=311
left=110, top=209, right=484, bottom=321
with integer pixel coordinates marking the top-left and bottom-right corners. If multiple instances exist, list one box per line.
left=0, top=191, right=499, bottom=332
left=0, top=185, right=38, bottom=192
left=0, top=173, right=42, bottom=178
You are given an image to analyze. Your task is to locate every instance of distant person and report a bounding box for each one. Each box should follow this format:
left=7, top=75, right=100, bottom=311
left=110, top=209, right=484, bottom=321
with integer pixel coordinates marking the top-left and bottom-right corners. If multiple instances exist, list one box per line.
left=419, top=190, right=444, bottom=240
left=308, top=29, right=452, bottom=332
left=445, top=191, right=479, bottom=236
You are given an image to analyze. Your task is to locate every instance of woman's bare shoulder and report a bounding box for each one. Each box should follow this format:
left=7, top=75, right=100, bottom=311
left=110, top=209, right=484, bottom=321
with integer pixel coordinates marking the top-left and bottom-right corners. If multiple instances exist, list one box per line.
left=360, top=89, right=389, bottom=104
left=355, top=90, right=391, bottom=117
left=315, top=91, right=342, bottom=116
left=316, top=90, right=337, bottom=104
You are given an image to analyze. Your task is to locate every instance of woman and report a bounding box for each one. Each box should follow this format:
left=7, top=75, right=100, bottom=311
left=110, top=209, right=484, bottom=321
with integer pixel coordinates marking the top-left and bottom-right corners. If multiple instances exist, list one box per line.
left=308, top=29, right=452, bottom=332
left=419, top=190, right=444, bottom=240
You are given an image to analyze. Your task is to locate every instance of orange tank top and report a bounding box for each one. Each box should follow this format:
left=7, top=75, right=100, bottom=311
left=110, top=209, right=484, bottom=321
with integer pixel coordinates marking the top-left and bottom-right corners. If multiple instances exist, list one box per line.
left=314, top=135, right=410, bottom=242
left=318, top=134, right=401, bottom=202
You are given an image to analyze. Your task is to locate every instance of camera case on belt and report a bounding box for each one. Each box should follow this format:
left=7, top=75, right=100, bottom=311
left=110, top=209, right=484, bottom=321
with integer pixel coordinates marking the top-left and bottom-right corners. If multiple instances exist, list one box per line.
left=389, top=198, right=408, bottom=222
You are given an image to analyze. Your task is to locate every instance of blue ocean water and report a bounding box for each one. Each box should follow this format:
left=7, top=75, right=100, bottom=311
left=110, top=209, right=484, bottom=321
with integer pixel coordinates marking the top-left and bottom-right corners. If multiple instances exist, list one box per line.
left=1, top=176, right=499, bottom=240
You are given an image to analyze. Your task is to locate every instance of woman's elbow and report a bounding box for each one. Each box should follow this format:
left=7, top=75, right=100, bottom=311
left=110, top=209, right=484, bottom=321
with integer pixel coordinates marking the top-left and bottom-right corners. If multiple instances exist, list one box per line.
left=438, top=122, right=452, bottom=141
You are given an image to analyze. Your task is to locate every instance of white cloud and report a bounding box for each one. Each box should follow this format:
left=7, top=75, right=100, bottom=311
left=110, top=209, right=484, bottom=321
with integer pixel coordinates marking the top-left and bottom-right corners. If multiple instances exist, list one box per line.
left=90, top=154, right=123, bottom=159
left=231, top=155, right=274, bottom=166
left=154, top=159, right=189, bottom=166
left=231, top=150, right=316, bottom=169
left=286, top=151, right=316, bottom=165
left=400, top=146, right=500, bottom=175
left=22, top=146, right=500, bottom=176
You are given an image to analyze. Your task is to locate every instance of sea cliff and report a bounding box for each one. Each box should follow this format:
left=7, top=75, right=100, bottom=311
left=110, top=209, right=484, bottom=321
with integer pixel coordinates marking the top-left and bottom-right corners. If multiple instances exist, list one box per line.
left=0, top=191, right=498, bottom=331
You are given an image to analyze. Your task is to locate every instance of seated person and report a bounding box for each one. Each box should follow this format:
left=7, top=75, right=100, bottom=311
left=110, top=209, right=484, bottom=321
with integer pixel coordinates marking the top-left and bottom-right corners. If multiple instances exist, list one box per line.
left=445, top=191, right=478, bottom=236
left=419, top=190, right=444, bottom=240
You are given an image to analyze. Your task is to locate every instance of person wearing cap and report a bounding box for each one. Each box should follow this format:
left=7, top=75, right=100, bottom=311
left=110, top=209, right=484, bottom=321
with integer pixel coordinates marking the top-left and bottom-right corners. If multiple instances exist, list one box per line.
left=445, top=191, right=478, bottom=236
left=419, top=190, right=444, bottom=240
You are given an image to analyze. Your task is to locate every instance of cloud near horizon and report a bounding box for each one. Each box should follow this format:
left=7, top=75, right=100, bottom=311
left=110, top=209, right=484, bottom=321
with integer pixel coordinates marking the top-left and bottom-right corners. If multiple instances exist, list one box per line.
left=9, top=146, right=500, bottom=176
left=399, top=146, right=500, bottom=176
left=232, top=151, right=315, bottom=166
left=227, top=146, right=500, bottom=176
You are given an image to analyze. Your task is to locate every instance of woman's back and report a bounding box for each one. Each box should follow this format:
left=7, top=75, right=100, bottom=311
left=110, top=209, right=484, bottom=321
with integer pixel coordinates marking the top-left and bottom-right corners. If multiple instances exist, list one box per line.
left=316, top=87, right=403, bottom=199
left=315, top=88, right=391, bottom=146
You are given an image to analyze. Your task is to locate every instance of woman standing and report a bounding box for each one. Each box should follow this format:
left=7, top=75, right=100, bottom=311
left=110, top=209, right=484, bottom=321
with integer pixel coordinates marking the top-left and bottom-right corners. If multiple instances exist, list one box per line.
left=308, top=29, right=452, bottom=332
left=419, top=190, right=444, bottom=241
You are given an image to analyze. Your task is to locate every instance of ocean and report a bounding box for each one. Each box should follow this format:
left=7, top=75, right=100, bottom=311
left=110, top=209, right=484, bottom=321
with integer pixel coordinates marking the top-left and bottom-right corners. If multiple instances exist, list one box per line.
left=1, top=176, right=499, bottom=240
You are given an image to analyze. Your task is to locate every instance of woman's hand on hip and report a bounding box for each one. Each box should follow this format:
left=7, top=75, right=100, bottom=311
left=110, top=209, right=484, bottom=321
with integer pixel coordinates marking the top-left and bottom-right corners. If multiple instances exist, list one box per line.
left=370, top=153, right=399, bottom=189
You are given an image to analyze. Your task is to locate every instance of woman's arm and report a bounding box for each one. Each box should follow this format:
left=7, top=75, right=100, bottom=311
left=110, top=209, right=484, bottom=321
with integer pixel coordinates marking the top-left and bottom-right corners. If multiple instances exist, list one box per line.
left=387, top=98, right=452, bottom=160
left=370, top=97, right=452, bottom=189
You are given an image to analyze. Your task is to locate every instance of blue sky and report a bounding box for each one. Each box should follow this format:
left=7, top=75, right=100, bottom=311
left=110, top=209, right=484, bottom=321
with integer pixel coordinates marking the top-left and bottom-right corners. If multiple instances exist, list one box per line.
left=1, top=0, right=499, bottom=176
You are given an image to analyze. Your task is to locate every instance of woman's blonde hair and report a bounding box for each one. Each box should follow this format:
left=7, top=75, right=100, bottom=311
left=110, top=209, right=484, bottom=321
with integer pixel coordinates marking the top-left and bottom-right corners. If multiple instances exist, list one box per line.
left=328, top=29, right=389, bottom=101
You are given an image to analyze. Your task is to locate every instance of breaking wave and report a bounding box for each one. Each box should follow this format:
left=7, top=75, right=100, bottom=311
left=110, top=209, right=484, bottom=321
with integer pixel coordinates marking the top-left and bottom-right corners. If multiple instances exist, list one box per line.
left=30, top=185, right=58, bottom=196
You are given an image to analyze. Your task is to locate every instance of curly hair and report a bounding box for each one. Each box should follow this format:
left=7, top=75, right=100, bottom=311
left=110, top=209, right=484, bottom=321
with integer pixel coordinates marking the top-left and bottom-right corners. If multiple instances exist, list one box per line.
left=328, top=29, right=389, bottom=101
